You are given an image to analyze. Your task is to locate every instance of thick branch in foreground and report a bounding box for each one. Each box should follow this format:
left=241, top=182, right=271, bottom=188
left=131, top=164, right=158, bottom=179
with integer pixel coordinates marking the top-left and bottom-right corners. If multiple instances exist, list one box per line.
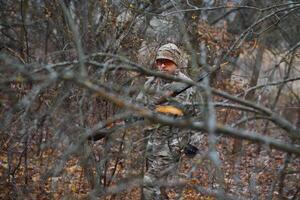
left=61, top=73, right=300, bottom=156
left=8, top=50, right=300, bottom=139
left=97, top=177, right=244, bottom=200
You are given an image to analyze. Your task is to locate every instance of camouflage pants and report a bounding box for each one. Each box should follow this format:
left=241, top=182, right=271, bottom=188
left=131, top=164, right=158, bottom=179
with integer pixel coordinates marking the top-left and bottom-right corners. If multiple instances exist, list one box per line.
left=142, top=127, right=186, bottom=200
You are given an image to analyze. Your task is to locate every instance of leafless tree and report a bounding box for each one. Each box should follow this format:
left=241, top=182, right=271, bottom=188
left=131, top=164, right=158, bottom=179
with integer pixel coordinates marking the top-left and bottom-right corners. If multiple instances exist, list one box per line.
left=0, top=0, right=299, bottom=199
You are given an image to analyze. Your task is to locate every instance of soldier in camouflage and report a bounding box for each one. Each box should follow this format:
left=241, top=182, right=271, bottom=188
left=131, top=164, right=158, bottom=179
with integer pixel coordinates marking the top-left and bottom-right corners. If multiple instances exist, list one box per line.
left=137, top=43, right=199, bottom=200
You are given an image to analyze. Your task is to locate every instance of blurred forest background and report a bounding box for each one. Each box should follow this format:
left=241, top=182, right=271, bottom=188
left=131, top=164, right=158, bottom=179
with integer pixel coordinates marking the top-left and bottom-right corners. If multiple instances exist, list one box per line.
left=1, top=0, right=300, bottom=199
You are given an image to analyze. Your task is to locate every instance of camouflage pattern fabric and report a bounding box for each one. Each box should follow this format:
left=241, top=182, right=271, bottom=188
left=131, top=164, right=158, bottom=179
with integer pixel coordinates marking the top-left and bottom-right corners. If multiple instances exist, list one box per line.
left=137, top=71, right=197, bottom=200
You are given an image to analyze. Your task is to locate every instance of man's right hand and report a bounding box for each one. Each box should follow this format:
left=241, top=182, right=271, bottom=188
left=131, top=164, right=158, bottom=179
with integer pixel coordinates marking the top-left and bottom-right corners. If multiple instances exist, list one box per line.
left=184, top=144, right=199, bottom=158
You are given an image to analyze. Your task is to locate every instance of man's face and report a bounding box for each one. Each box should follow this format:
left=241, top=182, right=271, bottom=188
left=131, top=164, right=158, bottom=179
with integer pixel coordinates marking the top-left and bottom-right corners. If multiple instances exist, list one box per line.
left=156, top=59, right=177, bottom=74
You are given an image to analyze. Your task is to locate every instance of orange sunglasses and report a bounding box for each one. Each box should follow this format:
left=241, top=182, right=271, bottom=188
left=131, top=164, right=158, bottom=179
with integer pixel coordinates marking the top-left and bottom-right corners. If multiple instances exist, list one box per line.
left=156, top=59, right=176, bottom=66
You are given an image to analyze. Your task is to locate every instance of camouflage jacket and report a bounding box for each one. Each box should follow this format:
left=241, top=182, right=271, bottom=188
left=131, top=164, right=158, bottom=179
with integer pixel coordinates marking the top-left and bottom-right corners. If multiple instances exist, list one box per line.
left=137, top=71, right=199, bottom=158
left=136, top=71, right=195, bottom=109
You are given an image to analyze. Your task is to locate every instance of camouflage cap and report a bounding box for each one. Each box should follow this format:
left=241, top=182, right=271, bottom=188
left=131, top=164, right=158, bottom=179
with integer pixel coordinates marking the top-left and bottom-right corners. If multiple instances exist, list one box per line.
left=156, top=43, right=187, bottom=68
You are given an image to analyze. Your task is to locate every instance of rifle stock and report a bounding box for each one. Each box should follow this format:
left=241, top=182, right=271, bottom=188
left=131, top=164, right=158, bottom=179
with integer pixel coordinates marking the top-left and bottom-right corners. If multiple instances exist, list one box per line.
left=155, top=64, right=221, bottom=105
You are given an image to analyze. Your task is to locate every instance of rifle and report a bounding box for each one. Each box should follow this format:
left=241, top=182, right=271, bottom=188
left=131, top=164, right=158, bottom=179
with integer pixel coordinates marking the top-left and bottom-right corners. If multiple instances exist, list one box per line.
left=89, top=63, right=224, bottom=141
left=155, top=64, right=221, bottom=105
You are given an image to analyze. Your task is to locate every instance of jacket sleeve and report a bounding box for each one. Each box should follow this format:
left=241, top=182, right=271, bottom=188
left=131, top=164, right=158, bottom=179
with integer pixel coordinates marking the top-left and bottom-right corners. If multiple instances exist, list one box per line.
left=169, top=72, right=204, bottom=154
